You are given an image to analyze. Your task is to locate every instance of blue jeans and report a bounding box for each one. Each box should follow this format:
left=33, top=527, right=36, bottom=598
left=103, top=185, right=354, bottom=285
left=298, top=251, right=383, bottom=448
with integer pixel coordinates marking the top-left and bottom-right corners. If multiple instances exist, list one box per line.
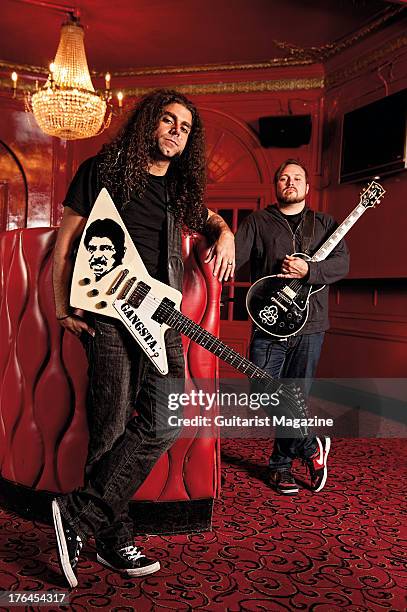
left=249, top=330, right=325, bottom=470
left=59, top=318, right=184, bottom=549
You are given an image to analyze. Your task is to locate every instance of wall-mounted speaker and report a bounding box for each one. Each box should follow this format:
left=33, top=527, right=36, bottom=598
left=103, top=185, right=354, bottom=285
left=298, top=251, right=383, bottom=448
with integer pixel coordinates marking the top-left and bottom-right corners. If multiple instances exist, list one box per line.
left=258, top=115, right=312, bottom=148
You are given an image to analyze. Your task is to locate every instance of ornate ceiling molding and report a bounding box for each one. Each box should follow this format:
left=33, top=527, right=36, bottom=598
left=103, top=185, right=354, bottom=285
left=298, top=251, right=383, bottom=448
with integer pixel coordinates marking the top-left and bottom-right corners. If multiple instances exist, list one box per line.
left=100, top=57, right=315, bottom=77
left=124, top=78, right=324, bottom=97
left=0, top=60, right=46, bottom=75
left=0, top=76, right=324, bottom=97
left=272, top=3, right=406, bottom=63
left=326, top=33, right=407, bottom=89
left=0, top=57, right=317, bottom=79
left=0, top=5, right=404, bottom=80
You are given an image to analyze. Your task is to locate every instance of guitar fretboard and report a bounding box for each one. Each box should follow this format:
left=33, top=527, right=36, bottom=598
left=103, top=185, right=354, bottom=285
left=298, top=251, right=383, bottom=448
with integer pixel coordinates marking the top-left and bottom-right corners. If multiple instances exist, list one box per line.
left=155, top=299, right=280, bottom=391
left=311, top=180, right=385, bottom=262
left=311, top=203, right=366, bottom=262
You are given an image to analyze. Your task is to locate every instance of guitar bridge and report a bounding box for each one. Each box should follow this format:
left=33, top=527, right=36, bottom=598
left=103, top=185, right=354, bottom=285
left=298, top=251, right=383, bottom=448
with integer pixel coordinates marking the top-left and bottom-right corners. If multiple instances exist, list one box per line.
left=271, top=297, right=288, bottom=312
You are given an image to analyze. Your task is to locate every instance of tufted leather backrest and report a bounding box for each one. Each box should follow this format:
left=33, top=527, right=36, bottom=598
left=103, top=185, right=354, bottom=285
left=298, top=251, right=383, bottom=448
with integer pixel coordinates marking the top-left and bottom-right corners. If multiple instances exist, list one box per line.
left=0, top=228, right=221, bottom=501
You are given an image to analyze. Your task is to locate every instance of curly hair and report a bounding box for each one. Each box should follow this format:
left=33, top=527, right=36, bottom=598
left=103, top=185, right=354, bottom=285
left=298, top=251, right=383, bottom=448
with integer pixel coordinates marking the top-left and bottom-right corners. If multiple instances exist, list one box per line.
left=97, top=89, right=207, bottom=231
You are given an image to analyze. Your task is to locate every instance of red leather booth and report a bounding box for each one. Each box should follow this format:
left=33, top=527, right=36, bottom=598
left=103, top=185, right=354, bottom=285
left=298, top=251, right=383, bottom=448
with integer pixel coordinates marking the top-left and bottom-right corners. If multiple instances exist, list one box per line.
left=0, top=227, right=221, bottom=533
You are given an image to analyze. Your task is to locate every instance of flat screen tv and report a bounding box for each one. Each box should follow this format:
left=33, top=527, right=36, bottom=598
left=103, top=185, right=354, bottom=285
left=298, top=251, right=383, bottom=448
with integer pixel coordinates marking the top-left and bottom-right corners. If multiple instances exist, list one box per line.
left=340, top=89, right=407, bottom=184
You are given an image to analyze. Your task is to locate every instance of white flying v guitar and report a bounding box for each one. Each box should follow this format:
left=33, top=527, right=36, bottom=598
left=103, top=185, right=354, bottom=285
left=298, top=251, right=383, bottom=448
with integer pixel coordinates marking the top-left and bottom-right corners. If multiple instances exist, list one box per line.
left=70, top=189, right=309, bottom=433
left=246, top=181, right=385, bottom=338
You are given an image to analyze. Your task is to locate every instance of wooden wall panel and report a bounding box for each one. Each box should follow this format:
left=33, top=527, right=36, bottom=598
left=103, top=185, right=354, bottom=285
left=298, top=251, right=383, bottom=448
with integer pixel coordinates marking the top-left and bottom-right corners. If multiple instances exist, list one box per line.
left=318, top=280, right=407, bottom=377
left=0, top=96, right=68, bottom=228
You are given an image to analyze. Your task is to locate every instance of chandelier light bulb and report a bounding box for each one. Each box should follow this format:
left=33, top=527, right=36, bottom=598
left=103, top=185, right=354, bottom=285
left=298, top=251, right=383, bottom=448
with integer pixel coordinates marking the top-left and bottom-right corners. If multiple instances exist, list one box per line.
left=11, top=71, right=18, bottom=98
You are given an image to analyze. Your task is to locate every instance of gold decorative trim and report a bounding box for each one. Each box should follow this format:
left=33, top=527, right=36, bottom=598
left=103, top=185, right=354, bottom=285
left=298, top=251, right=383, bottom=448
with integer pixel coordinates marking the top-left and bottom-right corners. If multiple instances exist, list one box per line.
left=0, top=57, right=317, bottom=78
left=102, top=58, right=315, bottom=77
left=0, top=76, right=324, bottom=96
left=0, top=60, right=47, bottom=76
left=273, top=4, right=406, bottom=63
left=326, top=34, right=407, bottom=89
left=0, top=77, right=38, bottom=93
left=123, top=78, right=324, bottom=97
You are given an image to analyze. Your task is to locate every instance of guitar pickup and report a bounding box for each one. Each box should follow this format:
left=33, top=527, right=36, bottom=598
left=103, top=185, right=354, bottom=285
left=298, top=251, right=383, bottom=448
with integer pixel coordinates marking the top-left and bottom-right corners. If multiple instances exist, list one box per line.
left=128, top=281, right=151, bottom=308
left=107, top=269, right=129, bottom=295
left=152, top=297, right=176, bottom=324
left=282, top=286, right=296, bottom=300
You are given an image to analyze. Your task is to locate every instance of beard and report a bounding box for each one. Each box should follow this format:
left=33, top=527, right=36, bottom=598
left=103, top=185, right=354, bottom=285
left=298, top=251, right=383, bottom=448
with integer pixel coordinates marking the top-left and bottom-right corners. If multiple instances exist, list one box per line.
left=277, top=188, right=306, bottom=207
left=153, top=138, right=182, bottom=162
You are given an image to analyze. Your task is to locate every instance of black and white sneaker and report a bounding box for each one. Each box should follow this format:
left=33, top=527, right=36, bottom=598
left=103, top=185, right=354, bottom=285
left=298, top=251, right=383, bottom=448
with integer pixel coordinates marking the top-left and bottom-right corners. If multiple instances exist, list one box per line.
left=305, top=436, right=331, bottom=492
left=269, top=467, right=299, bottom=495
left=97, top=544, right=160, bottom=577
left=52, top=499, right=83, bottom=588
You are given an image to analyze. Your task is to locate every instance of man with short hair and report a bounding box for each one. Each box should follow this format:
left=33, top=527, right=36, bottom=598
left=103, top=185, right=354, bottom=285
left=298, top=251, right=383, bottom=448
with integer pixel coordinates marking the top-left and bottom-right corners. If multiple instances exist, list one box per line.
left=52, top=89, right=235, bottom=587
left=235, top=159, right=349, bottom=496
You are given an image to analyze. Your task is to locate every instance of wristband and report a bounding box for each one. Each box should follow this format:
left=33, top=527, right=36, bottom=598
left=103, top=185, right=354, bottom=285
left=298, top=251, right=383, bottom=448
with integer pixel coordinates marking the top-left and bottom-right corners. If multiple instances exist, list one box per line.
left=56, top=314, right=71, bottom=321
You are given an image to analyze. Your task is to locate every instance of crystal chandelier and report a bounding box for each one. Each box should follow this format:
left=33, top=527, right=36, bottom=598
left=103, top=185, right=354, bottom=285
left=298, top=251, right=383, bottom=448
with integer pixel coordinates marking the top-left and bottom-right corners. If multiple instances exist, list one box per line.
left=30, top=14, right=112, bottom=140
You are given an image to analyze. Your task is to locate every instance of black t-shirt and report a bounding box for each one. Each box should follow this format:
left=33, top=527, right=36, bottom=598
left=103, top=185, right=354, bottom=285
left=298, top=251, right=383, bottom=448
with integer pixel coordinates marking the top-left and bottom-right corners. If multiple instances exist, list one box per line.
left=280, top=210, right=303, bottom=233
left=64, top=157, right=168, bottom=281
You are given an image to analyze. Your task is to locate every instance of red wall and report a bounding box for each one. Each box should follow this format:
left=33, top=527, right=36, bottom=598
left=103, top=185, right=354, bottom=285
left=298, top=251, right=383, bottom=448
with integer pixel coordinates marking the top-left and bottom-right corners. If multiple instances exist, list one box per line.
left=318, top=22, right=407, bottom=378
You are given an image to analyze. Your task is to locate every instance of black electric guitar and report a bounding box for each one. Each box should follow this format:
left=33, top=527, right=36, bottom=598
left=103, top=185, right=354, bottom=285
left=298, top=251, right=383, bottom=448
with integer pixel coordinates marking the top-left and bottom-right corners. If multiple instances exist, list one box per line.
left=246, top=181, right=385, bottom=338
left=70, top=189, right=309, bottom=433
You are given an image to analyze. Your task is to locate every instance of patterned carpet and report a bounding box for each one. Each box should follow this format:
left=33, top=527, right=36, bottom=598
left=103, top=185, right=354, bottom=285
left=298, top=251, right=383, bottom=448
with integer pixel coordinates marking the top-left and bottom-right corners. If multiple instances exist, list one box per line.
left=0, top=438, right=406, bottom=611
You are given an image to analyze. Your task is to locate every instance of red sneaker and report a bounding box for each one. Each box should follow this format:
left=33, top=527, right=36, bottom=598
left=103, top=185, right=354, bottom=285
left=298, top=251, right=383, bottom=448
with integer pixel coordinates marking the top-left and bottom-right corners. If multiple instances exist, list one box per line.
left=305, top=436, right=331, bottom=492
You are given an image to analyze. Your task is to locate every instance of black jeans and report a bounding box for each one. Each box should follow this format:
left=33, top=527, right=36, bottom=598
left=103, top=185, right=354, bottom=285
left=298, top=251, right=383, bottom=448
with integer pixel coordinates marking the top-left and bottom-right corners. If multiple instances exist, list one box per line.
left=59, top=318, right=184, bottom=549
left=249, top=330, right=325, bottom=470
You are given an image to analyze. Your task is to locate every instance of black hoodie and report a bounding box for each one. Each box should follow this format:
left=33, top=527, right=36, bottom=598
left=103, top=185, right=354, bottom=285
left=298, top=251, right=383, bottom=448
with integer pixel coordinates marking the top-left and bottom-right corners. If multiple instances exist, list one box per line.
left=235, top=204, right=350, bottom=335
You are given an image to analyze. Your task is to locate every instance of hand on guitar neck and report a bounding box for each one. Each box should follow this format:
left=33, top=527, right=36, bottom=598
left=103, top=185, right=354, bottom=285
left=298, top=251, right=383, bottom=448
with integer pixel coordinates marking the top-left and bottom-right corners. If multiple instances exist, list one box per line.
left=277, top=254, right=309, bottom=279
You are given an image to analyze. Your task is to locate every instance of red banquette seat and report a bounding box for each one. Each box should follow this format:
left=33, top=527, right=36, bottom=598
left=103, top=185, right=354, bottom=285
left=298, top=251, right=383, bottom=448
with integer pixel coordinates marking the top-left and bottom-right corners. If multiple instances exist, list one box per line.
left=0, top=227, right=221, bottom=533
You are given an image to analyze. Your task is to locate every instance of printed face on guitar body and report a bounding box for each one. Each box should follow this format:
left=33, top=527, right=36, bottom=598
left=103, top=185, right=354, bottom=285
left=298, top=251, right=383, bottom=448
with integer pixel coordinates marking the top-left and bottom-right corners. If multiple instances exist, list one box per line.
left=276, top=163, right=309, bottom=213
left=87, top=236, right=117, bottom=280
left=153, top=103, right=193, bottom=162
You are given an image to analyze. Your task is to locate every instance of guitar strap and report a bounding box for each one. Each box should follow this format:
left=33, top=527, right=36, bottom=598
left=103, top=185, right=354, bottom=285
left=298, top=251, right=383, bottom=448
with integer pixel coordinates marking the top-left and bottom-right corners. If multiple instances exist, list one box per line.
left=301, top=208, right=315, bottom=255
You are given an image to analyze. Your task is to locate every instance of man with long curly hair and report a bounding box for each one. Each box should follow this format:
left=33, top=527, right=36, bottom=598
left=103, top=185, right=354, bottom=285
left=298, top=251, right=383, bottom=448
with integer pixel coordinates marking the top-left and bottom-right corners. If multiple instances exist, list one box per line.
left=52, top=89, right=235, bottom=587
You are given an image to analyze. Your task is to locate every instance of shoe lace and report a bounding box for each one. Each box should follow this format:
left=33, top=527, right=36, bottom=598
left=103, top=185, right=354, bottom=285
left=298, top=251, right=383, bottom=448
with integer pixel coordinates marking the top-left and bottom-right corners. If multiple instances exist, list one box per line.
left=66, top=527, right=82, bottom=563
left=279, top=468, right=295, bottom=483
left=120, top=545, right=145, bottom=562
left=73, top=537, right=82, bottom=562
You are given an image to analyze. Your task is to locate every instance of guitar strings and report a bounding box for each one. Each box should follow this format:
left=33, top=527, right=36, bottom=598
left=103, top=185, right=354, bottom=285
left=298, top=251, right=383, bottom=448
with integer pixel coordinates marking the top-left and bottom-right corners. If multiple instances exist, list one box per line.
left=116, top=287, right=305, bottom=411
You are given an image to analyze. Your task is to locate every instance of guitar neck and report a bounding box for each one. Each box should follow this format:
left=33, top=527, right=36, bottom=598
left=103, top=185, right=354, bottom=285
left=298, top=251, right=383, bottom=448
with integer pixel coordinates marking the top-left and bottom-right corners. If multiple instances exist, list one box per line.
left=156, top=300, right=279, bottom=391
left=311, top=202, right=367, bottom=262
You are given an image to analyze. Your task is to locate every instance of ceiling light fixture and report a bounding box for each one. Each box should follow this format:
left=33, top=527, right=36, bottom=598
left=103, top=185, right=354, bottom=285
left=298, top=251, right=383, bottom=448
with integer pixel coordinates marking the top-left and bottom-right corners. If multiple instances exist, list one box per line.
left=24, top=7, right=114, bottom=140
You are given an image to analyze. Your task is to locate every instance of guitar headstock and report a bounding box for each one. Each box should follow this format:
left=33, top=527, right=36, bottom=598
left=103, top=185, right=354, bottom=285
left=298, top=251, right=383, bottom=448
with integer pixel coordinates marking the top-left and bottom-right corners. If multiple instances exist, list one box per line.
left=360, top=180, right=385, bottom=209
